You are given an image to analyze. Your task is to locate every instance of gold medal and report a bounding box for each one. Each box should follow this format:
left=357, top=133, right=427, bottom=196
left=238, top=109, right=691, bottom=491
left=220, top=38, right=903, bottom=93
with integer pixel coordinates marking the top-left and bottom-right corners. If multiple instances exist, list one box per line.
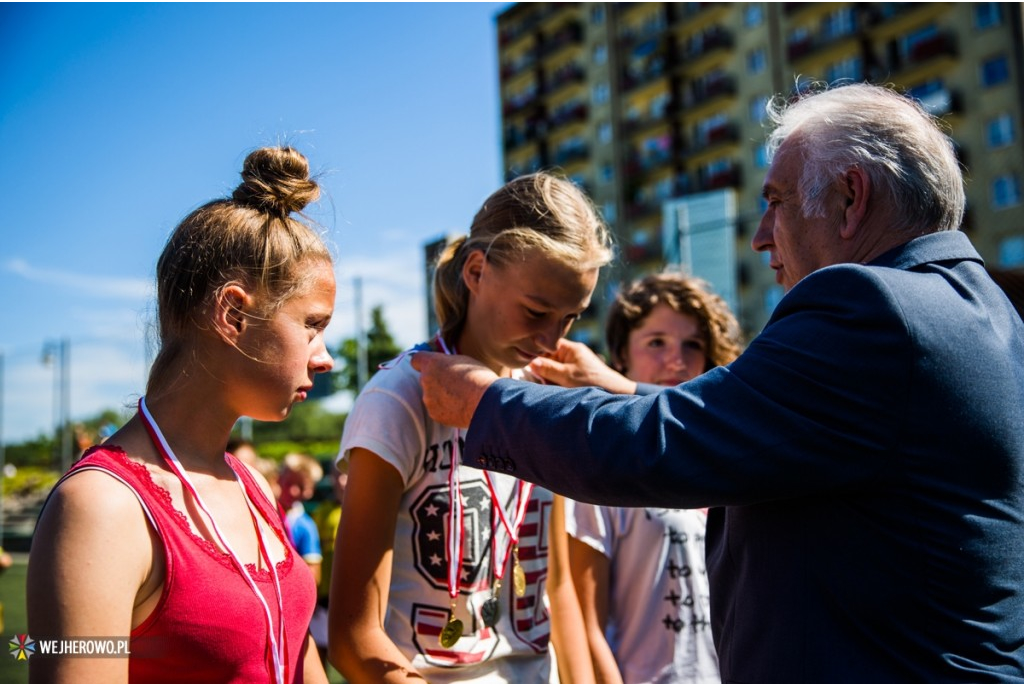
left=439, top=617, right=463, bottom=648
left=513, top=545, right=527, bottom=597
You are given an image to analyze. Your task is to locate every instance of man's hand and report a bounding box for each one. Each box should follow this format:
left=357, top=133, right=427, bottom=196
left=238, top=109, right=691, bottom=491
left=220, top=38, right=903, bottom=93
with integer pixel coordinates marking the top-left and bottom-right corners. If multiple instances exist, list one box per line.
left=411, top=352, right=499, bottom=428
left=527, top=339, right=638, bottom=394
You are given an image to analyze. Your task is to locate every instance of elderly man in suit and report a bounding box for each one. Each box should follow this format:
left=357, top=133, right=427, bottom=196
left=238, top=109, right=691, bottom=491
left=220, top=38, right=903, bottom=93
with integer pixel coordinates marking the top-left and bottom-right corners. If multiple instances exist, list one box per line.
left=412, top=83, right=1024, bottom=682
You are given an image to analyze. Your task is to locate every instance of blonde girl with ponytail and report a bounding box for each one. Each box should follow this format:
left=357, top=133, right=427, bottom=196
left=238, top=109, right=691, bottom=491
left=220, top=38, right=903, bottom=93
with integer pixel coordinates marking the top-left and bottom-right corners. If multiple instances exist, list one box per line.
left=330, top=173, right=612, bottom=683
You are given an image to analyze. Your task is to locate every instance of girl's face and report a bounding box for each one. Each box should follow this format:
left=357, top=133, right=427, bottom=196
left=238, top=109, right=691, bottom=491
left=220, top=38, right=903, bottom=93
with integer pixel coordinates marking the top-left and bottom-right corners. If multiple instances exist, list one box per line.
left=237, top=260, right=335, bottom=421
left=623, top=303, right=707, bottom=386
left=461, top=248, right=598, bottom=376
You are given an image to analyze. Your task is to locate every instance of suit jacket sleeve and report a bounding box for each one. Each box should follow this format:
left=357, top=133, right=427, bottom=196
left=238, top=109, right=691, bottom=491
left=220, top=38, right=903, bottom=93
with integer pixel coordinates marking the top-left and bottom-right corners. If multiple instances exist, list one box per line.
left=462, top=264, right=910, bottom=509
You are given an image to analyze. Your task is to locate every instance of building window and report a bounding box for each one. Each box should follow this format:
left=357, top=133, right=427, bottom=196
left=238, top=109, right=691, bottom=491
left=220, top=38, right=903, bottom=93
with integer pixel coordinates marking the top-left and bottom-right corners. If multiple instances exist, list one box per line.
left=593, top=43, right=607, bottom=66
left=750, top=94, right=770, bottom=123
left=1000, top=236, right=1024, bottom=267
left=974, top=3, right=1003, bottom=29
left=821, top=7, right=856, bottom=41
left=744, top=3, right=764, bottom=28
left=747, top=48, right=766, bottom=75
left=754, top=143, right=770, bottom=170
left=600, top=164, right=614, bottom=183
left=988, top=114, right=1015, bottom=148
left=907, top=80, right=956, bottom=117
left=602, top=201, right=617, bottom=224
left=992, top=174, right=1022, bottom=209
left=763, top=285, right=784, bottom=316
left=650, top=91, right=671, bottom=118
left=591, top=4, right=605, bottom=25
left=825, top=56, right=862, bottom=84
left=981, top=55, right=1010, bottom=88
left=598, top=121, right=613, bottom=144
left=592, top=81, right=610, bottom=105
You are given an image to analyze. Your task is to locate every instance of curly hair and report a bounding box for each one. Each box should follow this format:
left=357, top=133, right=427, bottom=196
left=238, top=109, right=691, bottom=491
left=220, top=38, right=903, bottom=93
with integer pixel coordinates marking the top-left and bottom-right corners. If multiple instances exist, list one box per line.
left=605, top=273, right=743, bottom=374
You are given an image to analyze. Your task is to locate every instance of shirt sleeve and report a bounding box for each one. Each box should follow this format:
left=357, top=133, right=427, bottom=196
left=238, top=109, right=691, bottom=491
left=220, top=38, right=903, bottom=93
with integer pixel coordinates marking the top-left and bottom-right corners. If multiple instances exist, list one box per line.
left=564, top=499, right=614, bottom=557
left=338, top=366, right=427, bottom=489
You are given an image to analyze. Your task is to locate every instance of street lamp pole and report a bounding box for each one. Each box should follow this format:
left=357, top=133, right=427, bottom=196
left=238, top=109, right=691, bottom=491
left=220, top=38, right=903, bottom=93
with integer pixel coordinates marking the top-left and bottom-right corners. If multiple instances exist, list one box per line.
left=43, top=338, right=73, bottom=471
left=60, top=337, right=72, bottom=471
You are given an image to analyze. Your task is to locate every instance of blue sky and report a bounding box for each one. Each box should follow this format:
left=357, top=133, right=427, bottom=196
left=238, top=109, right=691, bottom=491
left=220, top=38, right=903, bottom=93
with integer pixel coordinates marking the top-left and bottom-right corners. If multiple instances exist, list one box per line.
left=0, top=2, right=509, bottom=443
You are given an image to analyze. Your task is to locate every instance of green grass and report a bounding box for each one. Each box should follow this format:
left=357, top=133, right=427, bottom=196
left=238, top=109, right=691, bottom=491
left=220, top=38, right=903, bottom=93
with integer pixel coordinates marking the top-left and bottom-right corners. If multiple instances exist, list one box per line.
left=0, top=553, right=29, bottom=684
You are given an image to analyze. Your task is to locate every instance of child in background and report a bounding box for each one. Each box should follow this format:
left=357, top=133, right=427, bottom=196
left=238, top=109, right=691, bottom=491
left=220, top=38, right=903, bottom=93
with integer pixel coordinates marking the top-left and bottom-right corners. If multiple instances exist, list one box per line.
left=329, top=172, right=611, bottom=684
left=310, top=462, right=347, bottom=662
left=280, top=453, right=325, bottom=587
left=567, top=273, right=742, bottom=684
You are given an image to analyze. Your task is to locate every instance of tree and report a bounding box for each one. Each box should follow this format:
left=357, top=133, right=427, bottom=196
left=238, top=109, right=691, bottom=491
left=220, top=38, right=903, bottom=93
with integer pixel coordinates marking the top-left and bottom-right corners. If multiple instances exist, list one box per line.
left=335, top=304, right=403, bottom=394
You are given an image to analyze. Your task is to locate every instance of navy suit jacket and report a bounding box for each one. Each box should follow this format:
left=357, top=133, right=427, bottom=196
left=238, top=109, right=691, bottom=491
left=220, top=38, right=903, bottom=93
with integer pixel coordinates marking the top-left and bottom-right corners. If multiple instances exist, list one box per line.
left=464, top=231, right=1024, bottom=682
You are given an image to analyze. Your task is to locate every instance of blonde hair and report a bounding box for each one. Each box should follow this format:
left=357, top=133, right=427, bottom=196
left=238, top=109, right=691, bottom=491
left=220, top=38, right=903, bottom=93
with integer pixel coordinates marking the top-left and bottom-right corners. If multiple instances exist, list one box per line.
left=606, top=273, right=743, bottom=374
left=433, top=173, right=613, bottom=344
left=148, top=147, right=331, bottom=394
left=280, top=452, right=324, bottom=486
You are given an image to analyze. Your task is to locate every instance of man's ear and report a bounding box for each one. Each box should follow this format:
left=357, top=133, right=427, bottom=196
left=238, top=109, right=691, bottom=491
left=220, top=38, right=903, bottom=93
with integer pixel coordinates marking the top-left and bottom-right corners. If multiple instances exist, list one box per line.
left=213, top=283, right=251, bottom=343
left=839, top=167, right=870, bottom=240
left=462, top=249, right=486, bottom=295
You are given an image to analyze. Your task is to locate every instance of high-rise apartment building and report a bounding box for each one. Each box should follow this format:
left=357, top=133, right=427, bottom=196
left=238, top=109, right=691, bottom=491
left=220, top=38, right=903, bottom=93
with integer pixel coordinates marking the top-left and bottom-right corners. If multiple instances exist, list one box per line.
left=496, top=2, right=1024, bottom=345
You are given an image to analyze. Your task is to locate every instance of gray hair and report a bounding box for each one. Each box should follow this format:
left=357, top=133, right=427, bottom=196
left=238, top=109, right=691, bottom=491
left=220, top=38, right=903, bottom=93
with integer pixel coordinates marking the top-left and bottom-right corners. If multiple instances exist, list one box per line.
left=766, top=82, right=965, bottom=234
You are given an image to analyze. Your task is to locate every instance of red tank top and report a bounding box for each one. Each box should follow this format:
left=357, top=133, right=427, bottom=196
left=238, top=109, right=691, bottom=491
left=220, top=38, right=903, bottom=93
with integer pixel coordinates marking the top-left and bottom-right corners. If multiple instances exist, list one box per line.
left=63, top=446, right=316, bottom=683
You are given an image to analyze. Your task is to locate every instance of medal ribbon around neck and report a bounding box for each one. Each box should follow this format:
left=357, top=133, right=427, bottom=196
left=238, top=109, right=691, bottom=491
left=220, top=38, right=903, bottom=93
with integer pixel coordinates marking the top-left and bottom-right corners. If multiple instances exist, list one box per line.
left=483, top=470, right=534, bottom=598
left=433, top=334, right=467, bottom=647
left=138, top=397, right=286, bottom=684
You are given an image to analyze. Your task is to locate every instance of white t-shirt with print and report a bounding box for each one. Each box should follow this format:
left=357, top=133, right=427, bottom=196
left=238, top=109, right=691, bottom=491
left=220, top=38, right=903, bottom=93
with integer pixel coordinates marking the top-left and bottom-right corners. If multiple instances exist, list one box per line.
left=567, top=502, right=720, bottom=684
left=339, top=345, right=555, bottom=684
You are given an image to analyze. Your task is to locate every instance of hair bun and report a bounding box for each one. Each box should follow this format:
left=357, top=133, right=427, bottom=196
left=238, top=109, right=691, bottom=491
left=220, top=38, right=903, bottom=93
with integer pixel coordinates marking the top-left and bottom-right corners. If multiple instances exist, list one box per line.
left=232, top=146, right=320, bottom=215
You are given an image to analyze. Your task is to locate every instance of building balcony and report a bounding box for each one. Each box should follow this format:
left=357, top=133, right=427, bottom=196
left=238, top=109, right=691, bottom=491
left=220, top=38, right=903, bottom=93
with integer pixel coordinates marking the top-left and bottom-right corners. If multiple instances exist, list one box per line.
left=619, top=18, right=669, bottom=49
left=499, top=6, right=544, bottom=47
left=500, top=51, right=538, bottom=81
left=622, top=109, right=675, bottom=137
left=678, top=26, right=732, bottom=61
left=502, top=94, right=540, bottom=117
left=547, top=102, right=588, bottom=130
left=885, top=32, right=957, bottom=73
left=553, top=142, right=589, bottom=166
left=544, top=63, right=586, bottom=94
left=621, top=59, right=668, bottom=92
left=864, top=3, right=928, bottom=27
left=908, top=32, right=956, bottom=64
left=540, top=21, right=583, bottom=57
left=671, top=2, right=716, bottom=23
left=682, top=74, right=736, bottom=108
left=698, top=165, right=741, bottom=191
left=685, top=123, right=740, bottom=154
left=625, top=149, right=675, bottom=179
left=503, top=118, right=543, bottom=151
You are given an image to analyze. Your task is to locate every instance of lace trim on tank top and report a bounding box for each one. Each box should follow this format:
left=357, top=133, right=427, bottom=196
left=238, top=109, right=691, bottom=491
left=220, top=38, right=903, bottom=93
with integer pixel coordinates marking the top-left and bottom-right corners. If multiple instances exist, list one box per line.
left=80, top=445, right=294, bottom=580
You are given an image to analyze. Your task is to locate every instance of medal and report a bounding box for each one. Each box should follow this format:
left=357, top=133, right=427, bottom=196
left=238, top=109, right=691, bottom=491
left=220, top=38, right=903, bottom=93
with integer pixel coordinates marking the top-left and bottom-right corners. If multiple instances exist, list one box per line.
left=439, top=610, right=464, bottom=648
left=481, top=580, right=501, bottom=628
left=512, top=545, right=527, bottom=598
left=434, top=335, right=467, bottom=650
left=483, top=471, right=533, bottom=612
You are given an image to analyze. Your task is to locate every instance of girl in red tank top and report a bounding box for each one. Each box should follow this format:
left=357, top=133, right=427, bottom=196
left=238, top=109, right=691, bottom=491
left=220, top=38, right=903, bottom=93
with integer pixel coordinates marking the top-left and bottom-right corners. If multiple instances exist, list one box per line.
left=28, top=147, right=335, bottom=684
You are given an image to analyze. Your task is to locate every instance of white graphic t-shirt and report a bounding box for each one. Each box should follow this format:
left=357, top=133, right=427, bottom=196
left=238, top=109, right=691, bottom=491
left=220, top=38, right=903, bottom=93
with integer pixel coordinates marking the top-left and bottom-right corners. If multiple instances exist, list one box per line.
left=567, top=502, right=720, bottom=684
left=339, top=345, right=555, bottom=684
